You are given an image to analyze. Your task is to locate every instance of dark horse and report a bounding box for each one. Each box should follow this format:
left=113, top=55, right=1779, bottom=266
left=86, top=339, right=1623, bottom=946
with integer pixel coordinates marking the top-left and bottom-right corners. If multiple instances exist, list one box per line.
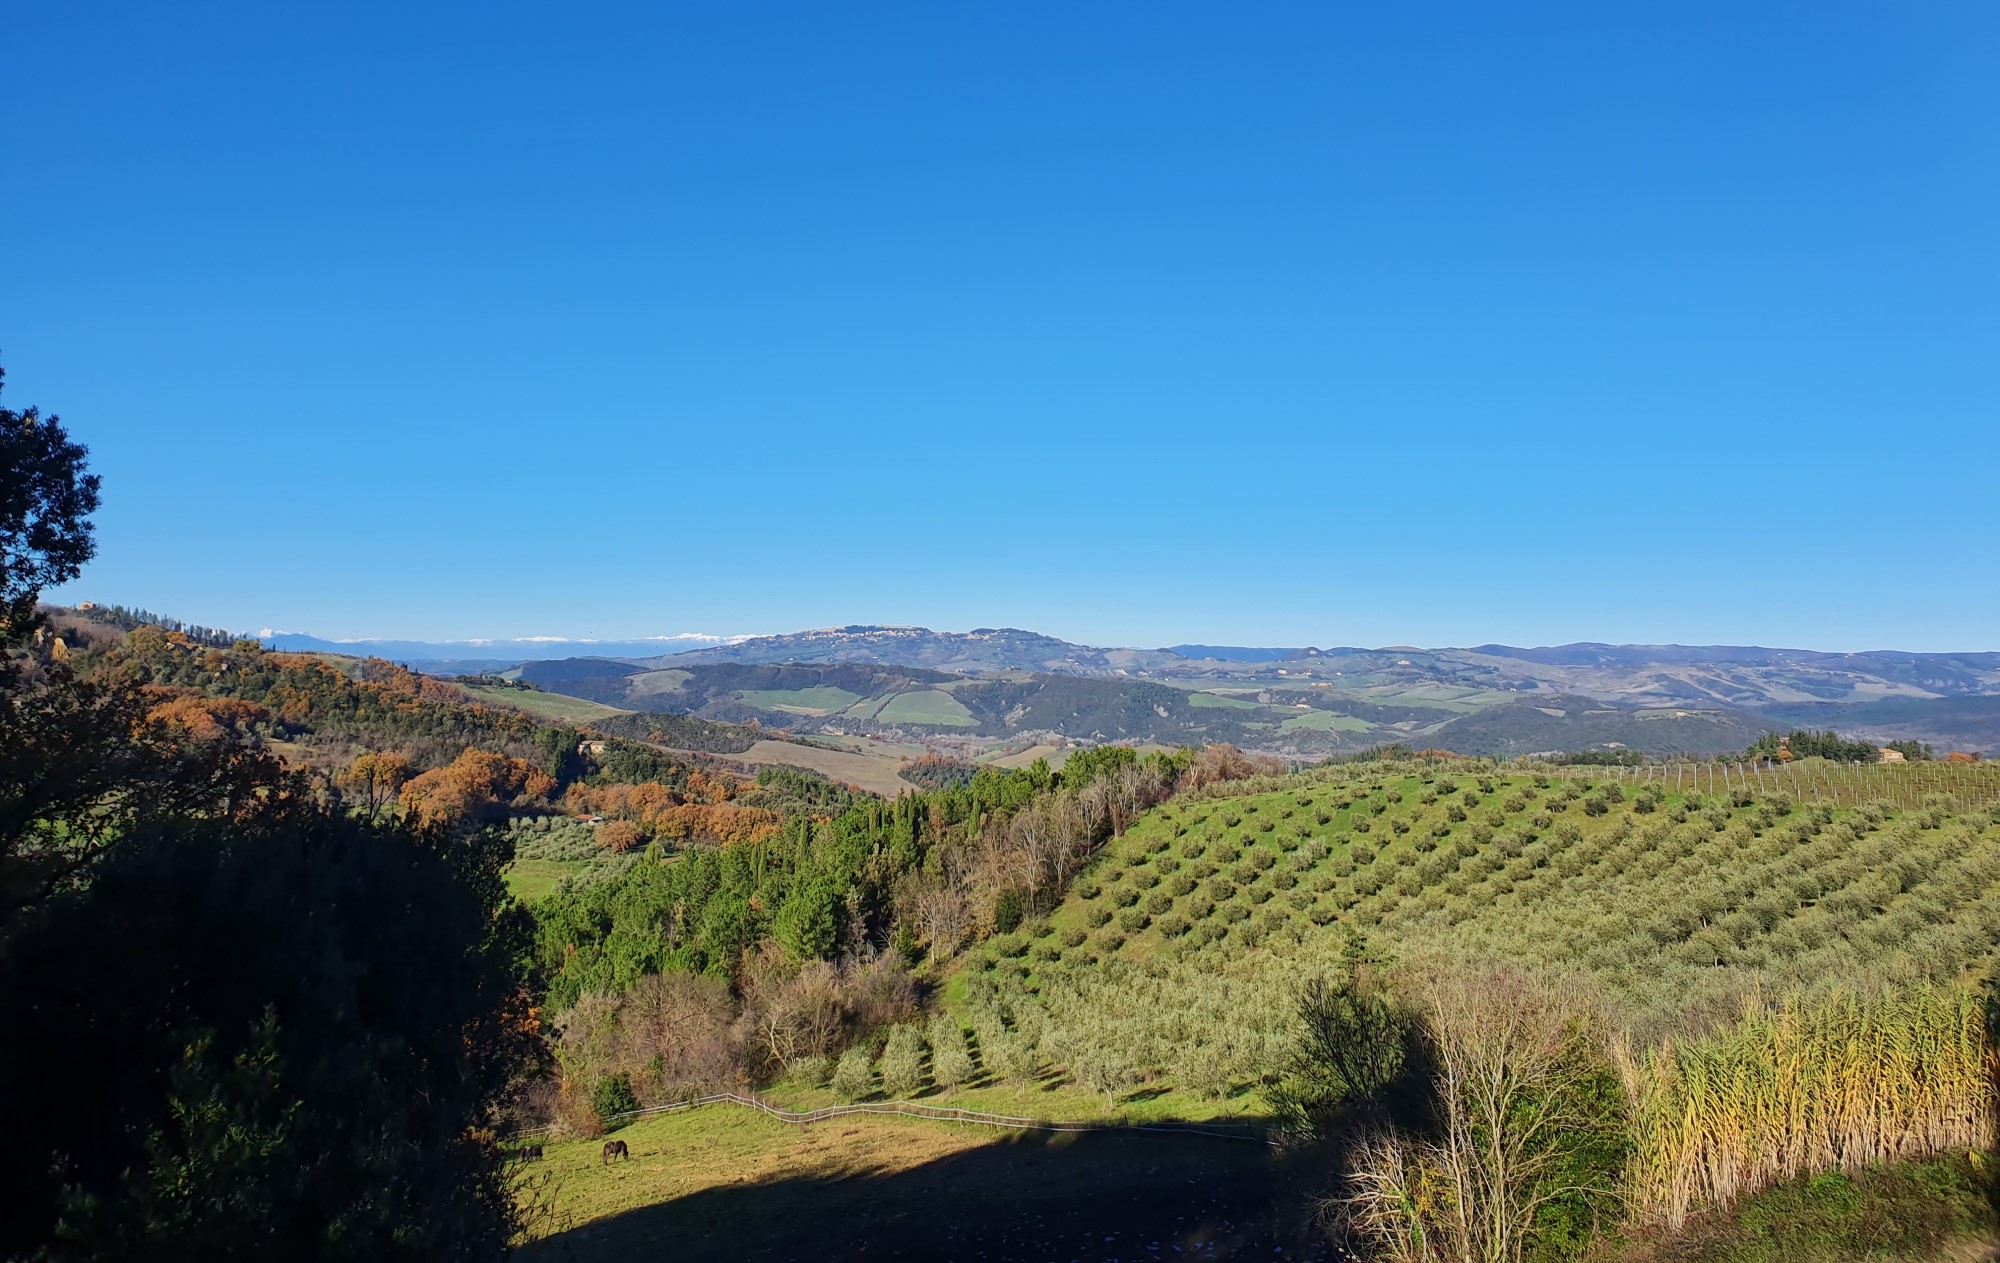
left=601, top=1139, right=629, bottom=1165
left=515, top=1144, right=543, bottom=1162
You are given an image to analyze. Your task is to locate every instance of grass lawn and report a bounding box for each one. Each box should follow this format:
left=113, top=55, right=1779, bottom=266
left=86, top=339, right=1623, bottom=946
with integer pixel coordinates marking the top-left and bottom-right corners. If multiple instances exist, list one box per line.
left=736, top=686, right=866, bottom=716
left=460, top=684, right=629, bottom=723
left=505, top=859, right=590, bottom=901
left=1187, top=691, right=1261, bottom=709
left=875, top=688, right=977, bottom=727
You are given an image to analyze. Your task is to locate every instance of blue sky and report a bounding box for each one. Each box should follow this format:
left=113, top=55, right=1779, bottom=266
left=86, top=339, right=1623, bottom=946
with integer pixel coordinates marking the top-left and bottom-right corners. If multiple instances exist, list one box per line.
left=7, top=3, right=1995, bottom=651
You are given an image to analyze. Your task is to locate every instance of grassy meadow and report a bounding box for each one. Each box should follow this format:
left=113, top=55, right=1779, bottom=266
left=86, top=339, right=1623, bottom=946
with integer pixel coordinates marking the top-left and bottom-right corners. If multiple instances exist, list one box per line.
left=459, top=682, right=630, bottom=723
left=514, top=1103, right=1325, bottom=1262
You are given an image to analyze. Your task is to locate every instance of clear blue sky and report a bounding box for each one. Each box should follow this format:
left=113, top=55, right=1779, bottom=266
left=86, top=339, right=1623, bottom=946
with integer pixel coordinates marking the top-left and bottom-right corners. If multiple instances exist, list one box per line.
left=7, top=3, right=1996, bottom=651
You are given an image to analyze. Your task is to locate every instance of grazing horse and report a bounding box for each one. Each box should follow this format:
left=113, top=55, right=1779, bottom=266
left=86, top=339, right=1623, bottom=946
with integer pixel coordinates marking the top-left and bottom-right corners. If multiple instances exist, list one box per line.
left=602, top=1139, right=630, bottom=1165
left=519, top=1144, right=543, bottom=1162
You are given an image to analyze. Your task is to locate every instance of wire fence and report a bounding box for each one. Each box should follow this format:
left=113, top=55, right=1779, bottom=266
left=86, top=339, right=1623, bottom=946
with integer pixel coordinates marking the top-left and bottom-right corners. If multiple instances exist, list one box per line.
left=507, top=1091, right=1275, bottom=1148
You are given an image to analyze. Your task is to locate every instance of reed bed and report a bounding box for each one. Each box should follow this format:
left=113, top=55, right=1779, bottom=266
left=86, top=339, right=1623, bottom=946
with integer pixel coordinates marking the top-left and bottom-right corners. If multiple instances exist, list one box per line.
left=1617, top=985, right=1995, bottom=1230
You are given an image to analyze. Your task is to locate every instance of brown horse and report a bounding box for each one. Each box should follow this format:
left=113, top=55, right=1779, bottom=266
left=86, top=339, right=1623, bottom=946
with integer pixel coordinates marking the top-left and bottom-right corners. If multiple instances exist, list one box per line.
left=601, top=1139, right=629, bottom=1165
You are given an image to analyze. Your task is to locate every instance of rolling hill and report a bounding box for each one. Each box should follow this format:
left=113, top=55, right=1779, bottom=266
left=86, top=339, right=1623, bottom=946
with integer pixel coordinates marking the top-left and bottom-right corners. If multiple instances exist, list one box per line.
left=238, top=622, right=2000, bottom=759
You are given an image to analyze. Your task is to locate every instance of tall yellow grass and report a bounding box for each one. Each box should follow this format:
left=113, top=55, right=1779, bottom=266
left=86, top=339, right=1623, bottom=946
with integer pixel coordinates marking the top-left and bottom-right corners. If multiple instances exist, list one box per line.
left=1617, top=985, right=1994, bottom=1230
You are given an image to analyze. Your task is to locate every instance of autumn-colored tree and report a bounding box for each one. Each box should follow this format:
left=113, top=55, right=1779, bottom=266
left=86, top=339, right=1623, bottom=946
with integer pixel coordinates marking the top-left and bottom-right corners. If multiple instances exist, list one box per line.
left=597, top=820, right=644, bottom=853
left=145, top=693, right=274, bottom=744
left=398, top=749, right=556, bottom=827
left=340, top=751, right=413, bottom=822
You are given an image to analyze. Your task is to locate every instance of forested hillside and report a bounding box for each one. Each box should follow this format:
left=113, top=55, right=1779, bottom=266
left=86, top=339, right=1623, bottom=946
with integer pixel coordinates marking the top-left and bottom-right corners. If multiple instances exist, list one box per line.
left=519, top=656, right=1932, bottom=760
left=505, top=631, right=2000, bottom=759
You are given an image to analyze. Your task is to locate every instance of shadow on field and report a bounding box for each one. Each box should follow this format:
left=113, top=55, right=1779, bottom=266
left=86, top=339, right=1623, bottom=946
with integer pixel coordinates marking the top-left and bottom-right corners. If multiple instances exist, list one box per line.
left=518, top=1126, right=1338, bottom=1262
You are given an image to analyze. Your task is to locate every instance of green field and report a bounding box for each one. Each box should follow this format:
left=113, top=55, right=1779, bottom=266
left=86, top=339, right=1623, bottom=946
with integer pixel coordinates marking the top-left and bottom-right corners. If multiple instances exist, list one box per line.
left=874, top=688, right=977, bottom=727
left=735, top=686, right=866, bottom=715
left=514, top=1103, right=1315, bottom=1261
left=505, top=859, right=591, bottom=902
left=459, top=683, right=629, bottom=722
left=1186, top=691, right=1259, bottom=709
left=621, top=669, right=690, bottom=701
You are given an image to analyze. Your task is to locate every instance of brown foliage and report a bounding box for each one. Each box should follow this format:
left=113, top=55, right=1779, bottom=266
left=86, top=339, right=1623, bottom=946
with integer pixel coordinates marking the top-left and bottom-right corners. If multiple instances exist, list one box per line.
left=596, top=819, right=644, bottom=853
left=552, top=973, right=747, bottom=1120
left=398, top=749, right=557, bottom=827
left=739, top=947, right=918, bottom=1074
left=564, top=780, right=776, bottom=848
left=338, top=751, right=412, bottom=821
left=143, top=693, right=272, bottom=744
left=1181, top=743, right=1286, bottom=792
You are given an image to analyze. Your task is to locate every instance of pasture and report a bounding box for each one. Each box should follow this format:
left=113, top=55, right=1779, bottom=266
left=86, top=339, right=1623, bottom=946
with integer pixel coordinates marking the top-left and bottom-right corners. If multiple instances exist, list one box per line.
left=504, top=858, right=588, bottom=902
left=873, top=688, right=977, bottom=727
left=674, top=737, right=919, bottom=798
left=458, top=683, right=630, bottom=723
left=514, top=1104, right=1325, bottom=1262
left=735, top=685, right=865, bottom=716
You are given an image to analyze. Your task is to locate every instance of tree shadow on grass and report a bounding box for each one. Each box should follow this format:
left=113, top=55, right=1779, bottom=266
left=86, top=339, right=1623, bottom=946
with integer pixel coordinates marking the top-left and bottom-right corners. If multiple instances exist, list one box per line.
left=518, top=1125, right=1340, bottom=1262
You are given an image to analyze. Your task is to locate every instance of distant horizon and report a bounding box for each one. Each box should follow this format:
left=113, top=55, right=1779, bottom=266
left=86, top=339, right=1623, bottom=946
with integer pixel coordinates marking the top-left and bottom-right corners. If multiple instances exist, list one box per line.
left=229, top=620, right=1999, bottom=660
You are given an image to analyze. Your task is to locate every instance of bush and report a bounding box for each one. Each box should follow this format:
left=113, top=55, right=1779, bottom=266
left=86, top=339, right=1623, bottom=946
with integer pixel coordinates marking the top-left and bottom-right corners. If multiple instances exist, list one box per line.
left=832, top=1045, right=875, bottom=1101
left=879, top=1025, right=925, bottom=1099
left=1062, top=927, right=1088, bottom=948
left=791, top=1053, right=832, bottom=1089
left=989, top=933, right=1028, bottom=959
left=1117, top=907, right=1150, bottom=933
left=1086, top=905, right=1112, bottom=928
left=1144, top=891, right=1173, bottom=916
left=592, top=1072, right=641, bottom=1127
left=1157, top=913, right=1191, bottom=938
left=993, top=890, right=1025, bottom=934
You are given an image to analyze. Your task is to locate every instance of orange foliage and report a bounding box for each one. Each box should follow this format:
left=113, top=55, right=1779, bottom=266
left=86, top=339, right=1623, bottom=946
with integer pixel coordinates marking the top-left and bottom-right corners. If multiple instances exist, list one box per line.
left=597, top=820, right=645, bottom=853
left=399, top=748, right=558, bottom=827
left=146, top=693, right=273, bottom=743
left=647, top=804, right=779, bottom=848
left=562, top=779, right=775, bottom=847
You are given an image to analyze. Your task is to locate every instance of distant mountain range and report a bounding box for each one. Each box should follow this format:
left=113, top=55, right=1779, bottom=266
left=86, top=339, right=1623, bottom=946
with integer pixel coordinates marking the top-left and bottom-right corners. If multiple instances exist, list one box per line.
left=258, top=623, right=2000, bottom=756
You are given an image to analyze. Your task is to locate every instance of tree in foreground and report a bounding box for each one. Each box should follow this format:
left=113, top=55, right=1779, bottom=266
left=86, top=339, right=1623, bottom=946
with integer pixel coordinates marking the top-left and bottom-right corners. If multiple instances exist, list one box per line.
left=0, top=805, right=538, bottom=1261
left=0, top=364, right=539, bottom=1259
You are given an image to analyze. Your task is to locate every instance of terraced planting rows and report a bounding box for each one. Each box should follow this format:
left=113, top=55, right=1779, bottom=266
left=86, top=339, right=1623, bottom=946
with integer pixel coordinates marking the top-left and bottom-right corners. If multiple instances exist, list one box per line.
left=958, top=765, right=2000, bottom=1102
